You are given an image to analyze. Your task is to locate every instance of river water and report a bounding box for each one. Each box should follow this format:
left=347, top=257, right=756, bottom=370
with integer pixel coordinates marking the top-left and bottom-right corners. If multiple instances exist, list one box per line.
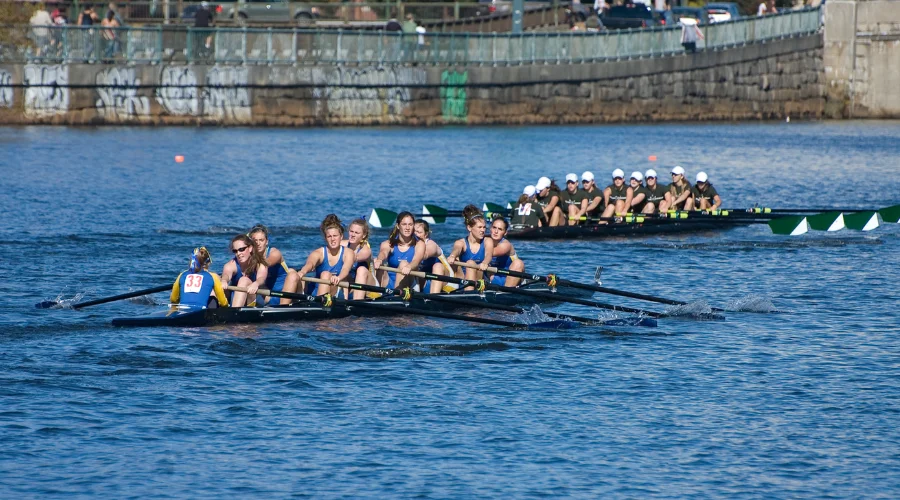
left=1, top=122, right=899, bottom=497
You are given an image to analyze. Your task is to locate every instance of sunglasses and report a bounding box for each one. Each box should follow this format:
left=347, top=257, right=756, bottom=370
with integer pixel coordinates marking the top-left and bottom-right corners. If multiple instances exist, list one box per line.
left=582, top=180, right=591, bottom=183
left=613, top=176, right=624, bottom=180
left=647, top=176, right=656, bottom=180
left=567, top=180, right=576, bottom=185
left=672, top=173, right=682, bottom=177
left=232, top=245, right=249, bottom=254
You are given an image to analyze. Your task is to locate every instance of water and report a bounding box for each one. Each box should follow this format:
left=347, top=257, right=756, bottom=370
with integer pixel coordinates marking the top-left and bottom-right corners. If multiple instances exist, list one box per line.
left=1, top=122, right=899, bottom=497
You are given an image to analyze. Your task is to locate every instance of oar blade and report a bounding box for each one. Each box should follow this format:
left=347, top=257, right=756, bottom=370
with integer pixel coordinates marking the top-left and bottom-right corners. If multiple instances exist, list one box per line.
left=35, top=300, right=61, bottom=309
left=368, top=208, right=398, bottom=229
left=526, top=319, right=578, bottom=330
left=768, top=215, right=809, bottom=235
left=422, top=204, right=448, bottom=225
left=482, top=202, right=507, bottom=214
left=807, top=212, right=845, bottom=232
left=597, top=317, right=659, bottom=327
left=878, top=204, right=900, bottom=223
left=844, top=211, right=879, bottom=231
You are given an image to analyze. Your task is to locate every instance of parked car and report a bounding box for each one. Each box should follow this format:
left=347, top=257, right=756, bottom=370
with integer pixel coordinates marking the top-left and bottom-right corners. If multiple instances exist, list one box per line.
left=670, top=6, right=710, bottom=25
left=600, top=4, right=661, bottom=30
left=202, top=0, right=319, bottom=25
left=705, top=2, right=741, bottom=22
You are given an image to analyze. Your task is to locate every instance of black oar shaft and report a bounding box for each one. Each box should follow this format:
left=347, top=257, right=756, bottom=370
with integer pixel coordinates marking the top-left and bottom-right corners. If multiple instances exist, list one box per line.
left=41, top=284, right=173, bottom=310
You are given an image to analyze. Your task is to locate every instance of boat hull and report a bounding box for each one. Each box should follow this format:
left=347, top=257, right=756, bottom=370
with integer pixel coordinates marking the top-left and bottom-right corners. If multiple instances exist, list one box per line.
left=508, top=221, right=747, bottom=240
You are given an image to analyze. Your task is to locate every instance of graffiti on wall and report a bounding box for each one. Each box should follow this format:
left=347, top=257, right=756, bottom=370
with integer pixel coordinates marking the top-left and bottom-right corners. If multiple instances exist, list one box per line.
left=156, top=66, right=199, bottom=116
left=440, top=70, right=468, bottom=122
left=24, top=64, right=68, bottom=117
left=0, top=70, right=12, bottom=108
left=308, top=66, right=425, bottom=119
left=95, top=67, right=150, bottom=121
left=202, top=66, right=251, bottom=122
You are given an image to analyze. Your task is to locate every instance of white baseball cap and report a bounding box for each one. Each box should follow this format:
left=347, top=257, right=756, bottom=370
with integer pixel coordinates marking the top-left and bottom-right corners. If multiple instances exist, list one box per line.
left=696, top=172, right=708, bottom=183
left=612, top=168, right=625, bottom=179
left=630, top=171, right=644, bottom=182
left=671, top=166, right=686, bottom=176
left=581, top=171, right=594, bottom=182
left=523, top=185, right=536, bottom=196
left=565, top=173, right=578, bottom=183
left=536, top=176, right=551, bottom=191
left=645, top=169, right=658, bottom=179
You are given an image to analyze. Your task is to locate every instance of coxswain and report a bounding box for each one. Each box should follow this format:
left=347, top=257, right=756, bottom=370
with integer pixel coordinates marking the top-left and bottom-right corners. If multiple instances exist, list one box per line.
left=249, top=224, right=298, bottom=306
left=171, top=247, right=228, bottom=310
left=511, top=185, right=547, bottom=230
left=296, top=214, right=355, bottom=297
left=629, top=171, right=652, bottom=214
left=414, top=219, right=452, bottom=293
left=488, top=217, right=525, bottom=287
left=644, top=169, right=669, bottom=214
left=694, top=172, right=722, bottom=210
left=446, top=205, right=494, bottom=285
left=581, top=171, right=604, bottom=218
left=373, top=211, right=426, bottom=290
left=667, top=166, right=695, bottom=212
left=559, top=173, right=588, bottom=225
left=602, top=168, right=634, bottom=218
left=535, top=176, right=564, bottom=227
left=341, top=217, right=375, bottom=300
left=222, top=234, right=268, bottom=307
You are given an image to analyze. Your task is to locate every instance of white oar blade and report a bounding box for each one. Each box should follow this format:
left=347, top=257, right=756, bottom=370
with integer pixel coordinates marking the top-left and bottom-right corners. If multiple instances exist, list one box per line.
left=769, top=216, right=808, bottom=236
left=369, top=208, right=398, bottom=229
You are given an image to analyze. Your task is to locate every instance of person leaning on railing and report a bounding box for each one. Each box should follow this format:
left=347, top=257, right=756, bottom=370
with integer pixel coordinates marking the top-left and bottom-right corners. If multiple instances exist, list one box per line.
left=77, top=5, right=99, bottom=61
left=195, top=1, right=214, bottom=56
left=100, top=10, right=120, bottom=60
left=29, top=3, right=53, bottom=58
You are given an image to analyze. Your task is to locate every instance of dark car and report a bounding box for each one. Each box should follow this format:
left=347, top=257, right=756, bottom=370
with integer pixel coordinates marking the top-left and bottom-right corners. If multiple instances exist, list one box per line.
left=670, top=6, right=710, bottom=25
left=600, top=4, right=660, bottom=30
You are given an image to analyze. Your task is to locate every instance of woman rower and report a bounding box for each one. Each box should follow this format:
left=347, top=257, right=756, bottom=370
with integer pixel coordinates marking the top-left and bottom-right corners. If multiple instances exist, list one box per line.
left=249, top=224, right=298, bottom=306
left=693, top=172, right=722, bottom=210
left=488, top=217, right=525, bottom=287
left=581, top=171, right=604, bottom=218
left=221, top=234, right=269, bottom=307
left=446, top=205, right=494, bottom=285
left=629, top=171, right=652, bottom=214
left=644, top=168, right=669, bottom=214
left=171, top=247, right=228, bottom=310
left=535, top=176, right=564, bottom=227
left=511, top=185, right=547, bottom=230
left=602, top=168, right=634, bottom=218
left=342, top=217, right=375, bottom=300
left=373, top=211, right=426, bottom=290
left=296, top=214, right=356, bottom=297
left=414, top=219, right=451, bottom=293
left=667, top=165, right=695, bottom=212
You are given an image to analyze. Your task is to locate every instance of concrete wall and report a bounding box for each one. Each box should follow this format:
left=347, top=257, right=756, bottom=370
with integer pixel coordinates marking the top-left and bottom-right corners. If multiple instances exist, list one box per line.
left=824, top=0, right=900, bottom=118
left=0, top=34, right=825, bottom=126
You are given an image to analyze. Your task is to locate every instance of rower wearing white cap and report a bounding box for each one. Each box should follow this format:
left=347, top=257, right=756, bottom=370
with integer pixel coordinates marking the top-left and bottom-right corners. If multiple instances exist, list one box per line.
left=534, top=176, right=563, bottom=226
left=644, top=169, right=669, bottom=214
left=601, top=168, right=634, bottom=218
left=667, top=166, right=694, bottom=211
left=581, top=171, right=604, bottom=218
left=629, top=171, right=652, bottom=214
left=559, top=173, right=589, bottom=225
left=511, top=185, right=547, bottom=230
left=694, top=172, right=722, bottom=210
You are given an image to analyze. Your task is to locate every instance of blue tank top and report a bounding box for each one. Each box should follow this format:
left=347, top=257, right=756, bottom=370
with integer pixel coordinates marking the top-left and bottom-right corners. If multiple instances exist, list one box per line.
left=460, top=237, right=485, bottom=264
left=349, top=242, right=369, bottom=273
left=263, top=247, right=288, bottom=305
left=490, top=238, right=512, bottom=270
left=176, top=270, right=218, bottom=309
left=418, top=238, right=442, bottom=272
left=386, top=242, right=416, bottom=289
left=306, top=247, right=345, bottom=296
left=229, top=257, right=257, bottom=286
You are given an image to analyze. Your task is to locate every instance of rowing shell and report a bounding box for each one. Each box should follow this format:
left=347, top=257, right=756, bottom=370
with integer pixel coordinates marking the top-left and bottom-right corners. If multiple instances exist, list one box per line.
left=111, top=282, right=609, bottom=328
left=507, top=220, right=755, bottom=240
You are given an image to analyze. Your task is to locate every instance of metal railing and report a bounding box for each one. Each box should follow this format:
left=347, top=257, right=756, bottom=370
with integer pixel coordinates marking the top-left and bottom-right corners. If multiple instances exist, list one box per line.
left=0, top=7, right=821, bottom=66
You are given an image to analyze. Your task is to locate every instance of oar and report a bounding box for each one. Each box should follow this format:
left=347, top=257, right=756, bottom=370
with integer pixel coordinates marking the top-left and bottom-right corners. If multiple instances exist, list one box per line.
left=35, top=284, right=172, bottom=309
left=453, top=261, right=725, bottom=313
left=370, top=204, right=515, bottom=228
left=296, top=278, right=574, bottom=330
left=381, top=266, right=682, bottom=320
left=301, top=276, right=655, bottom=328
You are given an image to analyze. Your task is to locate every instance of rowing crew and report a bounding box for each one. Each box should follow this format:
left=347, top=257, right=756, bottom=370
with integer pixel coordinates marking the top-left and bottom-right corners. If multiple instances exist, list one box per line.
left=170, top=209, right=527, bottom=310
left=512, top=166, right=722, bottom=228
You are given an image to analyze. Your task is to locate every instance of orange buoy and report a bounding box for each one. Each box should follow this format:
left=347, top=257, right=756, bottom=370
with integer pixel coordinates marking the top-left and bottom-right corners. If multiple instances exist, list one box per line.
left=648, top=155, right=657, bottom=162
left=175, top=155, right=185, bottom=163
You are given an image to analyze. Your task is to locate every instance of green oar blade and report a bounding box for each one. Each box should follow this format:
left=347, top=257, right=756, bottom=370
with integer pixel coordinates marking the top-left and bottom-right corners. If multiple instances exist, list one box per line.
left=368, top=208, right=398, bottom=229
left=878, top=204, right=900, bottom=223
left=844, top=211, right=879, bottom=231
left=807, top=212, right=845, bottom=232
left=422, top=204, right=448, bottom=224
left=769, top=215, right=809, bottom=235
left=483, top=202, right=507, bottom=213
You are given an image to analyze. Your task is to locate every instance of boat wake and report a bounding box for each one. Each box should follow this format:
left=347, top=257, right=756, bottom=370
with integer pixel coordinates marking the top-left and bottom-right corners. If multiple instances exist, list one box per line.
left=41, top=290, right=87, bottom=309
left=724, top=295, right=784, bottom=313
left=664, top=301, right=724, bottom=320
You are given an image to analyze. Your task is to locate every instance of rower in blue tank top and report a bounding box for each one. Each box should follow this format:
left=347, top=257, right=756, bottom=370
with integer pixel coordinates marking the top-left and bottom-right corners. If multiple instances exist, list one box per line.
left=488, top=217, right=526, bottom=287
left=447, top=206, right=494, bottom=287
left=374, top=211, right=425, bottom=292
left=414, top=219, right=452, bottom=293
left=221, top=234, right=268, bottom=307
left=341, top=218, right=376, bottom=301
left=296, top=215, right=356, bottom=298
left=249, top=224, right=299, bottom=306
